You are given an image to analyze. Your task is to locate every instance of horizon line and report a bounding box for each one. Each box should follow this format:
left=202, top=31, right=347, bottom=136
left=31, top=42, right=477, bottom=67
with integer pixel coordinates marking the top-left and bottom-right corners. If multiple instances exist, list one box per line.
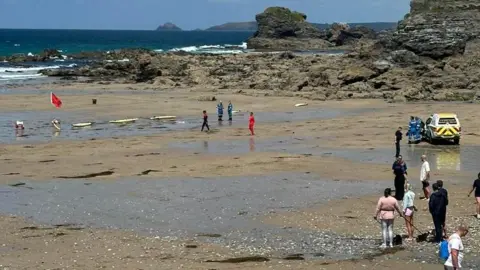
left=0, top=21, right=398, bottom=32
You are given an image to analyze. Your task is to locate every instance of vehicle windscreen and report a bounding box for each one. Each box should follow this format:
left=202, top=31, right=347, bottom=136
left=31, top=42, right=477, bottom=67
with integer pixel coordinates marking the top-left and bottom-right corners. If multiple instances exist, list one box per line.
left=438, top=118, right=457, bottom=125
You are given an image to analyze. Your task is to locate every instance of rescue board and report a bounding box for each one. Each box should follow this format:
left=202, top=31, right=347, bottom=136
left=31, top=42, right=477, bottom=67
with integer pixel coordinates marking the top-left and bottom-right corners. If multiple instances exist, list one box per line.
left=52, top=123, right=61, bottom=130
left=295, top=103, right=308, bottom=107
left=72, top=122, right=93, bottom=128
left=149, top=116, right=176, bottom=120
left=109, top=118, right=138, bottom=124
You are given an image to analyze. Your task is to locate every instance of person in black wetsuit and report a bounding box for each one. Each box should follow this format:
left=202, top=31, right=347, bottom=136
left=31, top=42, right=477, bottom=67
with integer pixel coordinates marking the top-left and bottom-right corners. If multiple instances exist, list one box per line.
left=429, top=183, right=448, bottom=243
left=395, top=127, right=403, bottom=158
left=392, top=155, right=407, bottom=200
left=201, top=110, right=209, bottom=132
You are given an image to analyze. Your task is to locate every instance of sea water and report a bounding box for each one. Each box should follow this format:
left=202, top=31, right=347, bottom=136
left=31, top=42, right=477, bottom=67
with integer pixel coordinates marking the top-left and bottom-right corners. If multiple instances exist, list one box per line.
left=0, top=29, right=252, bottom=83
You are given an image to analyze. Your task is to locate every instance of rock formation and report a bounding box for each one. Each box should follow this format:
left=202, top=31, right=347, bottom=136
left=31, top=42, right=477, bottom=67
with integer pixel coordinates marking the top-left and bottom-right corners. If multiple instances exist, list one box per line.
left=247, top=7, right=331, bottom=50
left=156, top=22, right=182, bottom=31
left=388, top=0, right=480, bottom=59
left=246, top=7, right=379, bottom=50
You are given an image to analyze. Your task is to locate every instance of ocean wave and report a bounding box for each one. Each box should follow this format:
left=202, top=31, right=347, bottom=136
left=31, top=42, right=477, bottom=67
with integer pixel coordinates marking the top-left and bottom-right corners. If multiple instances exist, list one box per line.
left=0, top=73, right=44, bottom=81
left=0, top=64, right=76, bottom=73
left=0, top=64, right=77, bottom=82
left=163, top=42, right=248, bottom=54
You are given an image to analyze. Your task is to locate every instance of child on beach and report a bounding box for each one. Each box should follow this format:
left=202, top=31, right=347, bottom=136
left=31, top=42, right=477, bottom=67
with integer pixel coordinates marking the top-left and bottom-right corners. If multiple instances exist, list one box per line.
left=201, top=110, right=209, bottom=132
left=249, top=112, right=255, bottom=135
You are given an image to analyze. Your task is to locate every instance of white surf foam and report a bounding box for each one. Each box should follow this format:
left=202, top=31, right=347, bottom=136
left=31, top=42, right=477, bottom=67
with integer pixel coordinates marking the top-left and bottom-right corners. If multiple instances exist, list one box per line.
left=0, top=64, right=77, bottom=82
left=163, top=42, right=248, bottom=54
left=0, top=73, right=44, bottom=81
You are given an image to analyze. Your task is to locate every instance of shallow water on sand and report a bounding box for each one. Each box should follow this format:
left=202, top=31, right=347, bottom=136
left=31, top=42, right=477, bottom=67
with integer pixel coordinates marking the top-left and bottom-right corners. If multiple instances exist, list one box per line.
left=170, top=137, right=480, bottom=174
left=0, top=107, right=371, bottom=144
left=0, top=173, right=383, bottom=259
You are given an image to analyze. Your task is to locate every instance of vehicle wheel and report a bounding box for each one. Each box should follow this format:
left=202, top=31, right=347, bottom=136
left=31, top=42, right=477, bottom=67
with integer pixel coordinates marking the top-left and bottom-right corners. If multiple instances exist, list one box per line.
left=454, top=138, right=460, bottom=145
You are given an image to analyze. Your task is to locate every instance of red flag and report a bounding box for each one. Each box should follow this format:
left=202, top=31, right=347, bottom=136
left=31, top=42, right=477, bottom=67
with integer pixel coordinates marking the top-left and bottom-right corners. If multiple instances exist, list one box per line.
left=50, top=92, right=62, bottom=108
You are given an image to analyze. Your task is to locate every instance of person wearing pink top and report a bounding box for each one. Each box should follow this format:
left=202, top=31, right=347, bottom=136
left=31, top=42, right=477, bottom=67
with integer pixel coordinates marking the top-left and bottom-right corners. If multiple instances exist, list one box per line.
left=374, top=188, right=404, bottom=248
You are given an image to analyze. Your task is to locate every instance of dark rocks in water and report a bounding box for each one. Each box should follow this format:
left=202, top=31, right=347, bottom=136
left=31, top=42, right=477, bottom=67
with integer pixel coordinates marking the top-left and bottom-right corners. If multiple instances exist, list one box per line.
left=206, top=256, right=270, bottom=263
left=283, top=254, right=305, bottom=260
left=56, top=170, right=114, bottom=179
left=38, top=159, right=56, bottom=163
left=4, top=49, right=63, bottom=63
left=39, top=49, right=62, bottom=60
left=156, top=22, right=182, bottom=31
left=8, top=182, right=26, bottom=187
left=247, top=7, right=330, bottom=50
left=387, top=0, right=480, bottom=59
left=138, top=169, right=160, bottom=175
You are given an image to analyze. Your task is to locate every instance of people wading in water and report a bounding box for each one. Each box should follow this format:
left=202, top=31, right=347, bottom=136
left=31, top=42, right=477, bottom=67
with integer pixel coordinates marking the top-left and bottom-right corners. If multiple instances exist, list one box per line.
left=201, top=110, right=209, bottom=132
left=249, top=112, right=255, bottom=135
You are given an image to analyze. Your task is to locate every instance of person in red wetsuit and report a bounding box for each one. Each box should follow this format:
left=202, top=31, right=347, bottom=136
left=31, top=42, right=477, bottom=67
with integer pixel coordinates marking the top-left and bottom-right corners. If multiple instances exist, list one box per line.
left=249, top=112, right=255, bottom=135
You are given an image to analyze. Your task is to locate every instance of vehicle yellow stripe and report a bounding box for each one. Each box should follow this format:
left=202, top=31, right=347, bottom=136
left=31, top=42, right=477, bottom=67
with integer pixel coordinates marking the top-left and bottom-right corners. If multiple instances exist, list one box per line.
left=437, top=126, right=458, bottom=136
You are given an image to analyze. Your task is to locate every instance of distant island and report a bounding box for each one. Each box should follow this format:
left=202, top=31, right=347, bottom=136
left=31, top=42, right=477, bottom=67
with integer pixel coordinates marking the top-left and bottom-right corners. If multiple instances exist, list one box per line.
left=156, top=22, right=182, bottom=31
left=204, top=21, right=397, bottom=32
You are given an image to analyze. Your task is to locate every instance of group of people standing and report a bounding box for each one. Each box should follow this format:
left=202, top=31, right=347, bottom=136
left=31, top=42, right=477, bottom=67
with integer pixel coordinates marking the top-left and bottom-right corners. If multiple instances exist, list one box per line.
left=201, top=100, right=255, bottom=135
left=376, top=152, right=479, bottom=269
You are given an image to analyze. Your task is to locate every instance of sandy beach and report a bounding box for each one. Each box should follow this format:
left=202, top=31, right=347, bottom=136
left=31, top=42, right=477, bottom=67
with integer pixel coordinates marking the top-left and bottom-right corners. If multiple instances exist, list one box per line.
left=1, top=85, right=480, bottom=269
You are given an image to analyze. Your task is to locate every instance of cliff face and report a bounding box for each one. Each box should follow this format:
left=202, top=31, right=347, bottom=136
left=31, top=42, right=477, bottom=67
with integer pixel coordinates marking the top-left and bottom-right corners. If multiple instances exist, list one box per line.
left=389, top=0, right=480, bottom=59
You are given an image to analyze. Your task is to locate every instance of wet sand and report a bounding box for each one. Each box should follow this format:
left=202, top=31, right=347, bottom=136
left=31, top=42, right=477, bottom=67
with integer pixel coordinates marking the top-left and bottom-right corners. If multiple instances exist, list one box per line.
left=1, top=87, right=480, bottom=269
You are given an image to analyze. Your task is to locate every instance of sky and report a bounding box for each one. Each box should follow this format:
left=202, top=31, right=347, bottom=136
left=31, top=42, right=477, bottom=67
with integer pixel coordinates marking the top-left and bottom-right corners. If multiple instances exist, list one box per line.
left=0, top=0, right=410, bottom=30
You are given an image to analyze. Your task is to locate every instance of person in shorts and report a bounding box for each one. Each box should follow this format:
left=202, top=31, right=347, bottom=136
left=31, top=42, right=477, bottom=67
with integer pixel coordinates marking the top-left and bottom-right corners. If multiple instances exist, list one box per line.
left=420, top=154, right=431, bottom=200
left=468, top=172, right=480, bottom=219
left=402, top=183, right=416, bottom=241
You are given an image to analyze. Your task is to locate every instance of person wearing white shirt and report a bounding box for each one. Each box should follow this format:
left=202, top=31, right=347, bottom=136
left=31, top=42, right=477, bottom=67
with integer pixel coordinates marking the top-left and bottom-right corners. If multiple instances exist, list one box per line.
left=444, top=225, right=469, bottom=270
left=420, top=155, right=431, bottom=200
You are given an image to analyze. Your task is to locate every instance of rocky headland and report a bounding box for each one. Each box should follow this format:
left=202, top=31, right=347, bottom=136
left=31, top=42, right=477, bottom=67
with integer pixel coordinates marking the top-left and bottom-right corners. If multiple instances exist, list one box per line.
left=4, top=2, right=480, bottom=102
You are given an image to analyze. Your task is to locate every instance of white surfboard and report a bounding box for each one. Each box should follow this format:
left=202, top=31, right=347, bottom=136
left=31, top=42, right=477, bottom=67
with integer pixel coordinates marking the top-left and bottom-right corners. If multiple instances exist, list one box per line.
left=232, top=110, right=243, bottom=114
left=72, top=122, right=93, bottom=128
left=149, top=115, right=176, bottom=120
left=52, top=122, right=61, bottom=130
left=295, top=103, right=308, bottom=107
left=109, top=118, right=138, bottom=124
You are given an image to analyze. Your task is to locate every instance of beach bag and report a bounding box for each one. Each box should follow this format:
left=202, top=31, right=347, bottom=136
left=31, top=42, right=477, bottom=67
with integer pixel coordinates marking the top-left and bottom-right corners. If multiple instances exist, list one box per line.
left=439, top=239, right=449, bottom=260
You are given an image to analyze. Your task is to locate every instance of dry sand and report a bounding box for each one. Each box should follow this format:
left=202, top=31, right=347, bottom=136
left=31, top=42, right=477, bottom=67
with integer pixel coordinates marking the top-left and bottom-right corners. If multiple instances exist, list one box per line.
left=1, top=86, right=479, bottom=269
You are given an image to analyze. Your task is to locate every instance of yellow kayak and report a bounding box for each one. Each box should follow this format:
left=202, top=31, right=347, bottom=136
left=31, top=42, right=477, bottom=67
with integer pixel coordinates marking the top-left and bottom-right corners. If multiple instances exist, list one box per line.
left=109, top=118, right=138, bottom=124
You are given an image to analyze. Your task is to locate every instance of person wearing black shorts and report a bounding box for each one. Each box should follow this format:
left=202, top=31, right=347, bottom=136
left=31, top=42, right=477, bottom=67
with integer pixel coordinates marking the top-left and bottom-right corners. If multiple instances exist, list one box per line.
left=468, top=172, right=480, bottom=219
left=420, top=155, right=431, bottom=200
